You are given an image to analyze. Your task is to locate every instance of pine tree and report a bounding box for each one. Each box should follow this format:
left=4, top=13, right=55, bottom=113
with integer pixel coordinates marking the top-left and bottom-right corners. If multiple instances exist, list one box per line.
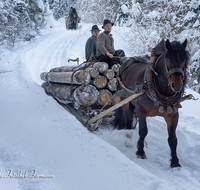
left=0, top=0, right=45, bottom=46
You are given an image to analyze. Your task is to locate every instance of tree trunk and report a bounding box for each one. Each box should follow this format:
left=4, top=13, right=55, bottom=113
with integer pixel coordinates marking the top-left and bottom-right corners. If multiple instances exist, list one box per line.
left=73, top=70, right=91, bottom=85
left=112, top=96, right=121, bottom=105
left=112, top=64, right=120, bottom=73
left=93, top=75, right=107, bottom=89
left=73, top=85, right=99, bottom=106
left=107, top=78, right=117, bottom=91
left=40, top=71, right=91, bottom=85
left=40, top=72, right=48, bottom=81
left=85, top=67, right=99, bottom=78
left=41, top=82, right=77, bottom=103
left=103, top=69, right=115, bottom=80
left=50, top=66, right=78, bottom=72
left=97, top=89, right=112, bottom=105
left=93, top=62, right=108, bottom=73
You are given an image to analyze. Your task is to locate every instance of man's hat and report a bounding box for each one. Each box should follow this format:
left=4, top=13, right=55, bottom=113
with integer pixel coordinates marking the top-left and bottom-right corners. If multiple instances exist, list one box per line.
left=102, top=19, right=114, bottom=28
left=90, top=25, right=101, bottom=31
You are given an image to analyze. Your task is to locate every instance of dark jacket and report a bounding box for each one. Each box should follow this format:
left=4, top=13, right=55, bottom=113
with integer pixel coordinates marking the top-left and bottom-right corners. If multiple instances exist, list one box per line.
left=85, top=35, right=97, bottom=61
left=96, top=31, right=115, bottom=57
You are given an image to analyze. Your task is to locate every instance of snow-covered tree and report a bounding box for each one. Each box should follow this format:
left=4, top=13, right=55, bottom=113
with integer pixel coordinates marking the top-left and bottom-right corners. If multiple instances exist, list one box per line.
left=74, top=0, right=119, bottom=24
left=47, top=0, right=76, bottom=20
left=120, top=0, right=200, bottom=92
left=0, top=0, right=45, bottom=46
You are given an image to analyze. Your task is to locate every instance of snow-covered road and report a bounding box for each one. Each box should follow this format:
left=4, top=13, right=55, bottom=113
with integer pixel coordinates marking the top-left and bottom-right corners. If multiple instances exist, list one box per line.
left=0, top=20, right=200, bottom=190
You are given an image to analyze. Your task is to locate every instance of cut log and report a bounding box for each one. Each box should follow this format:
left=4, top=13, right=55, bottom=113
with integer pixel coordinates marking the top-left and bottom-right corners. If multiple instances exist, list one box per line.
left=41, top=82, right=77, bottom=103
left=112, top=96, right=121, bottom=105
left=97, top=89, right=112, bottom=105
left=111, top=64, right=121, bottom=73
left=85, top=67, right=99, bottom=78
left=40, top=71, right=91, bottom=85
left=50, top=66, right=78, bottom=72
left=93, top=75, right=107, bottom=89
left=107, top=78, right=118, bottom=91
left=40, top=71, right=77, bottom=84
left=73, top=85, right=99, bottom=106
left=93, top=62, right=108, bottom=73
left=103, top=69, right=115, bottom=80
left=73, top=70, right=91, bottom=85
left=40, top=72, right=48, bottom=81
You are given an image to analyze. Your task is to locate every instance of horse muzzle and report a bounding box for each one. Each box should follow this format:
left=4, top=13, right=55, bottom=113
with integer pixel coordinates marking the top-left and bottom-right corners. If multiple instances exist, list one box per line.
left=165, top=62, right=185, bottom=92
left=168, top=68, right=184, bottom=92
left=169, top=80, right=183, bottom=92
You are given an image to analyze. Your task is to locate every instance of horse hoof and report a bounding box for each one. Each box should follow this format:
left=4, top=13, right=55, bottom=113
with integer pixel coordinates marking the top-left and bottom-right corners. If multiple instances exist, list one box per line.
left=136, top=151, right=146, bottom=159
left=171, top=162, right=181, bottom=168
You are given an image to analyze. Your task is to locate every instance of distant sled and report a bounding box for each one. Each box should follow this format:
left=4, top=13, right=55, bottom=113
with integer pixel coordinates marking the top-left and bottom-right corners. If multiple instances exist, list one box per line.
left=65, top=7, right=80, bottom=30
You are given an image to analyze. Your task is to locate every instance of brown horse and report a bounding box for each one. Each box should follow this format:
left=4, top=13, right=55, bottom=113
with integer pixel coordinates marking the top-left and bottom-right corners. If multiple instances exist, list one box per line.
left=114, top=39, right=190, bottom=168
left=69, top=8, right=78, bottom=29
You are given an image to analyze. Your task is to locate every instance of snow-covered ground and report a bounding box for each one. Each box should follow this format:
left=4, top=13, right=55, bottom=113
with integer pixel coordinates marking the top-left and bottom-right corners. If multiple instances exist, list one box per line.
left=0, top=19, right=200, bottom=190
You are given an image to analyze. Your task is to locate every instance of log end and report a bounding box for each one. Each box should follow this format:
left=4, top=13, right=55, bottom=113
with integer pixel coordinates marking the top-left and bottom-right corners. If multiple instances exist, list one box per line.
left=74, top=70, right=91, bottom=85
left=98, top=89, right=112, bottom=105
left=40, top=72, right=48, bottom=81
left=94, top=75, right=107, bottom=89
left=112, top=64, right=121, bottom=73
left=112, top=96, right=121, bottom=105
left=74, top=85, right=99, bottom=106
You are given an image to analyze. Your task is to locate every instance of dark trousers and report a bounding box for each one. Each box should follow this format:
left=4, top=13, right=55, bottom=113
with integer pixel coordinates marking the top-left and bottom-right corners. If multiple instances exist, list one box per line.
left=98, top=49, right=125, bottom=68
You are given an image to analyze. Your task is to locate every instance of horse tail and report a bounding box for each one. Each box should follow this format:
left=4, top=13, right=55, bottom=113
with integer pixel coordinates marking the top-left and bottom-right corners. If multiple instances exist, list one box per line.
left=113, top=102, right=135, bottom=130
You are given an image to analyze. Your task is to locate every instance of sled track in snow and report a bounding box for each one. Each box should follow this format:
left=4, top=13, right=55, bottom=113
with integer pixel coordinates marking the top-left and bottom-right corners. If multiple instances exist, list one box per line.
left=26, top=24, right=89, bottom=85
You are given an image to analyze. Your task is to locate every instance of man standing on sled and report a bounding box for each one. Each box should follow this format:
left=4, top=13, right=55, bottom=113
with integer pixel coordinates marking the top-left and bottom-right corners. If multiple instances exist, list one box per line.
left=96, top=19, right=125, bottom=68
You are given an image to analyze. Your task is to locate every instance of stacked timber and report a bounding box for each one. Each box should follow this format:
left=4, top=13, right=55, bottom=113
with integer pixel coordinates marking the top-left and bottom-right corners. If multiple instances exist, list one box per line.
left=40, top=61, right=121, bottom=108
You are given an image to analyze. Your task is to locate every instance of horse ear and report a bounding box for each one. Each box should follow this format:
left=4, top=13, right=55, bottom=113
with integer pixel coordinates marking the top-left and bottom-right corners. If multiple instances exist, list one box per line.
left=182, top=39, right=187, bottom=49
left=165, top=39, right=171, bottom=50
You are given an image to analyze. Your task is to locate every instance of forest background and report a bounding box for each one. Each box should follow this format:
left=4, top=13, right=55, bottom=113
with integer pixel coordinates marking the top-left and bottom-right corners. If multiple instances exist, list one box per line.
left=0, top=0, right=199, bottom=92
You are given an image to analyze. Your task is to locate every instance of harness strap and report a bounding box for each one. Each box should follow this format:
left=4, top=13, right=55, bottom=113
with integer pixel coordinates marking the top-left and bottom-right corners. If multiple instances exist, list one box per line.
left=117, top=77, right=136, bottom=94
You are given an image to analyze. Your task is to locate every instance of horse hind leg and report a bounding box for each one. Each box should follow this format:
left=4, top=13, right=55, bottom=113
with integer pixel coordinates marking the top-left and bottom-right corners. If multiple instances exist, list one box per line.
left=114, top=102, right=135, bottom=130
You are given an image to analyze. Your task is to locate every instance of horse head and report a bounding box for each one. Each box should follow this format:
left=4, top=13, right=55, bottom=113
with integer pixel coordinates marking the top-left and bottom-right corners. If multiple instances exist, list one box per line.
left=164, top=39, right=189, bottom=93
left=71, top=8, right=77, bottom=18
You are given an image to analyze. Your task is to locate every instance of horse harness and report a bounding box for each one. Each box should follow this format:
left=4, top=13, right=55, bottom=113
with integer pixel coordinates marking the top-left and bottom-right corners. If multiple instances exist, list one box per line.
left=144, top=52, right=183, bottom=114
left=115, top=40, right=189, bottom=114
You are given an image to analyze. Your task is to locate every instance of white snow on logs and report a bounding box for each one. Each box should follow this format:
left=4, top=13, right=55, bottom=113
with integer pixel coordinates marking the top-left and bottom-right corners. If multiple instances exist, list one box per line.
left=93, top=62, right=109, bottom=73
left=73, top=85, right=99, bottom=106
left=41, top=62, right=122, bottom=107
left=40, top=70, right=91, bottom=85
left=93, top=75, right=107, bottom=89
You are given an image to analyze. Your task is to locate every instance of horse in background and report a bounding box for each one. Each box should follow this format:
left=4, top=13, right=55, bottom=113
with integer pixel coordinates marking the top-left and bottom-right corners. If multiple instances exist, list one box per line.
left=69, top=7, right=78, bottom=29
left=114, top=39, right=190, bottom=168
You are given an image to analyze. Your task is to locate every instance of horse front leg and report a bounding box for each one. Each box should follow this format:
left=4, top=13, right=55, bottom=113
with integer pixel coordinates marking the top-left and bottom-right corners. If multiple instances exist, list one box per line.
left=136, top=113, right=148, bottom=159
left=166, top=112, right=181, bottom=168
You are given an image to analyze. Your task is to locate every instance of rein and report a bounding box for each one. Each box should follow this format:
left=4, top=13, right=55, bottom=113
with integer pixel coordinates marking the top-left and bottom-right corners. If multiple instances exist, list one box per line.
left=117, top=77, right=136, bottom=94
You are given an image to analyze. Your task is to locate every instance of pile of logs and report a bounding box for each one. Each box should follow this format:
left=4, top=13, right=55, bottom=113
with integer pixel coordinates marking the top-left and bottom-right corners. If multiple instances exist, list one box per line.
left=40, top=62, right=121, bottom=109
